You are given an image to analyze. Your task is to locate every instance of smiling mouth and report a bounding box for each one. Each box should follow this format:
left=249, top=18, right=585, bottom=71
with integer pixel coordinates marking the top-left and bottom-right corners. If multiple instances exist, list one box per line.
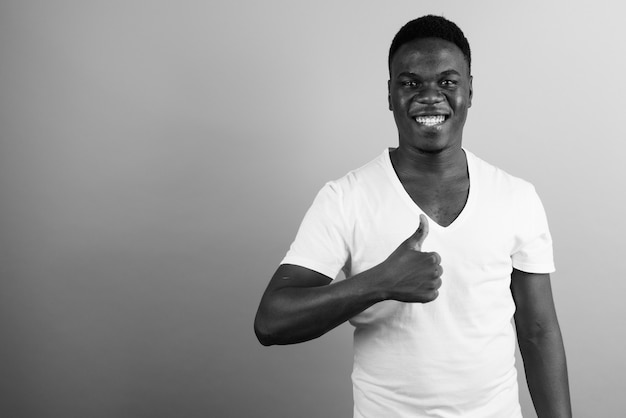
left=414, top=115, right=447, bottom=127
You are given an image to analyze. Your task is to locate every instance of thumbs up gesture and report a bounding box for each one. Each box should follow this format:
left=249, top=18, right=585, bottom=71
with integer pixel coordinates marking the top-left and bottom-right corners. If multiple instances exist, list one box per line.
left=377, top=215, right=442, bottom=303
left=406, top=213, right=430, bottom=251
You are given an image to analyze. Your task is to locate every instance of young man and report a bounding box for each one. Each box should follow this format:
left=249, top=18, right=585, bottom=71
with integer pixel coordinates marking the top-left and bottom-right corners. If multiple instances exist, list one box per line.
left=255, top=15, right=571, bottom=418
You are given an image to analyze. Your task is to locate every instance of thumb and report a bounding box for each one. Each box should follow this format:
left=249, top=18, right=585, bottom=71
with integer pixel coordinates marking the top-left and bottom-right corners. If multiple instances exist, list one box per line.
left=407, top=214, right=429, bottom=251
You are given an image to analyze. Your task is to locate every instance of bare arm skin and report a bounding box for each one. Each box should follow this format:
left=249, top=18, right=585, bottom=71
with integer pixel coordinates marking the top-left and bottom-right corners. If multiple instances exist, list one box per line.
left=511, top=269, right=572, bottom=418
left=254, top=264, right=385, bottom=346
left=254, top=215, right=442, bottom=346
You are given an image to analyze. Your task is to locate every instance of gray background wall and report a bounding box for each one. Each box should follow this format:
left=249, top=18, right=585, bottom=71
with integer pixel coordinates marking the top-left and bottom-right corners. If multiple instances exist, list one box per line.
left=1, top=1, right=624, bottom=417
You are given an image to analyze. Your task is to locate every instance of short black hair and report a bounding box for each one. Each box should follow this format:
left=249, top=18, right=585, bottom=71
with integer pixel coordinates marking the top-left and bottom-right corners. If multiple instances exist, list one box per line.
left=388, top=15, right=471, bottom=75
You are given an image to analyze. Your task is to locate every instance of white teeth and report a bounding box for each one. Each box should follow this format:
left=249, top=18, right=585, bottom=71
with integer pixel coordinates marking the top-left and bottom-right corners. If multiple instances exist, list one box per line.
left=414, top=115, right=446, bottom=126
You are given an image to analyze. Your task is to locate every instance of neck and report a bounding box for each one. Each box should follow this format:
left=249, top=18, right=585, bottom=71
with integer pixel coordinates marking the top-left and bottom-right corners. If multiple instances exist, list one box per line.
left=390, top=144, right=466, bottom=179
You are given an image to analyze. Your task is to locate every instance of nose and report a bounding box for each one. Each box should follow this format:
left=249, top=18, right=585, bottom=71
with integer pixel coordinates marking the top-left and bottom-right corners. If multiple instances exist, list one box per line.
left=415, top=84, right=443, bottom=104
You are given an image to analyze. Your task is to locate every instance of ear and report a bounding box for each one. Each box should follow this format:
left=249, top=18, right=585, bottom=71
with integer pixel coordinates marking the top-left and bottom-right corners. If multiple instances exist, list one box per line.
left=387, top=80, right=393, bottom=111
left=468, top=75, right=473, bottom=108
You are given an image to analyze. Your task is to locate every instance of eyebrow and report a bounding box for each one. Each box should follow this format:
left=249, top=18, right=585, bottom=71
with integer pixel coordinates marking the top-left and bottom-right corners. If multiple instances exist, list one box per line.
left=397, top=69, right=462, bottom=78
left=440, top=69, right=461, bottom=76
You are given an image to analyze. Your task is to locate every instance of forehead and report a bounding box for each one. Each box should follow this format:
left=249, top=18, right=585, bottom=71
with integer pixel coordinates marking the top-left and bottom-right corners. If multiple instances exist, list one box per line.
left=390, top=38, right=469, bottom=77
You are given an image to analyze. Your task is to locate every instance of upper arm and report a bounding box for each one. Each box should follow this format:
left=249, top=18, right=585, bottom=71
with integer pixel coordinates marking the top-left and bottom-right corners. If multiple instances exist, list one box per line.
left=265, top=264, right=333, bottom=293
left=510, top=268, right=560, bottom=339
left=254, top=264, right=333, bottom=343
left=257, top=264, right=333, bottom=311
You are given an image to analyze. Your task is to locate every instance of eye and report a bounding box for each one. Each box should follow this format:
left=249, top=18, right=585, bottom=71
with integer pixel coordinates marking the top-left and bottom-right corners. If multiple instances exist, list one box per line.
left=440, top=79, right=458, bottom=87
left=401, top=80, right=419, bottom=88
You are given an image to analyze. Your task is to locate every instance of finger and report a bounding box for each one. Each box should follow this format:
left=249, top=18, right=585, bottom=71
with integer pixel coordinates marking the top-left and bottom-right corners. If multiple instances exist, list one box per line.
left=423, top=290, right=439, bottom=303
left=407, top=214, right=429, bottom=251
left=433, top=277, right=442, bottom=290
left=430, top=251, right=441, bottom=265
left=431, top=264, right=443, bottom=279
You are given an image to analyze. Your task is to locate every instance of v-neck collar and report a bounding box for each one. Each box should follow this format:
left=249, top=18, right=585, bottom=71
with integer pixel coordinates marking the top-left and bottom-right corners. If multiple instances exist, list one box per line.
left=382, top=147, right=478, bottom=232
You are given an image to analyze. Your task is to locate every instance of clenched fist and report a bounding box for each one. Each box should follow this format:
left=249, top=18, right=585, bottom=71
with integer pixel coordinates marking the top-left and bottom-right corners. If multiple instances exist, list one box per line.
left=377, top=214, right=442, bottom=303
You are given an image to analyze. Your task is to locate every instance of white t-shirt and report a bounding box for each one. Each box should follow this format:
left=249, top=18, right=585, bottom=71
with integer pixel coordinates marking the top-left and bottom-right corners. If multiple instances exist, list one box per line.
left=282, top=149, right=555, bottom=418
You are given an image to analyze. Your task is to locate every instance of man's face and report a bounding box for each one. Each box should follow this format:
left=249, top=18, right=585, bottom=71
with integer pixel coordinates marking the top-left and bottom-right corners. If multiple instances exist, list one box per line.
left=388, top=38, right=473, bottom=154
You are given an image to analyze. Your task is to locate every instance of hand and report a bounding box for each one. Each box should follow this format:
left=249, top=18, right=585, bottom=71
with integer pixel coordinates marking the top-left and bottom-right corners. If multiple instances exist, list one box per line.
left=377, top=214, right=442, bottom=303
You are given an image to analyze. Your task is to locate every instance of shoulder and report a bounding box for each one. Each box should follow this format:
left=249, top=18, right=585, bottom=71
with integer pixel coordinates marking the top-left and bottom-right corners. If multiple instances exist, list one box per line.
left=309, top=150, right=394, bottom=227
left=466, top=149, right=537, bottom=196
left=323, top=150, right=391, bottom=199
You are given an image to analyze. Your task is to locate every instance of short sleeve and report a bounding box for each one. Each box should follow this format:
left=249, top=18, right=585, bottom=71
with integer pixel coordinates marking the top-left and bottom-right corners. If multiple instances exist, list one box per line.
left=511, top=184, right=555, bottom=273
left=280, top=181, right=350, bottom=280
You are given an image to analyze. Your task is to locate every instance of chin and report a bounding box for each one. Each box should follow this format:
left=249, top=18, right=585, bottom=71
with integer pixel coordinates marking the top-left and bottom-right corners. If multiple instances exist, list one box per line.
left=413, top=136, right=449, bottom=154
left=416, top=145, right=446, bottom=155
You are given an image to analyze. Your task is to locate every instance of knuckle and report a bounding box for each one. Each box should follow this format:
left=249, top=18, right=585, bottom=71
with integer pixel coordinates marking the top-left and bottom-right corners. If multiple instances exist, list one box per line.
left=429, top=265, right=442, bottom=279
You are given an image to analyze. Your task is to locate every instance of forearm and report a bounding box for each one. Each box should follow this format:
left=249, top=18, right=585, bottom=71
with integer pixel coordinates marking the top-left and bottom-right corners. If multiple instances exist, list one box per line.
left=255, top=268, right=385, bottom=346
left=518, top=328, right=572, bottom=418
left=256, top=223, right=440, bottom=346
